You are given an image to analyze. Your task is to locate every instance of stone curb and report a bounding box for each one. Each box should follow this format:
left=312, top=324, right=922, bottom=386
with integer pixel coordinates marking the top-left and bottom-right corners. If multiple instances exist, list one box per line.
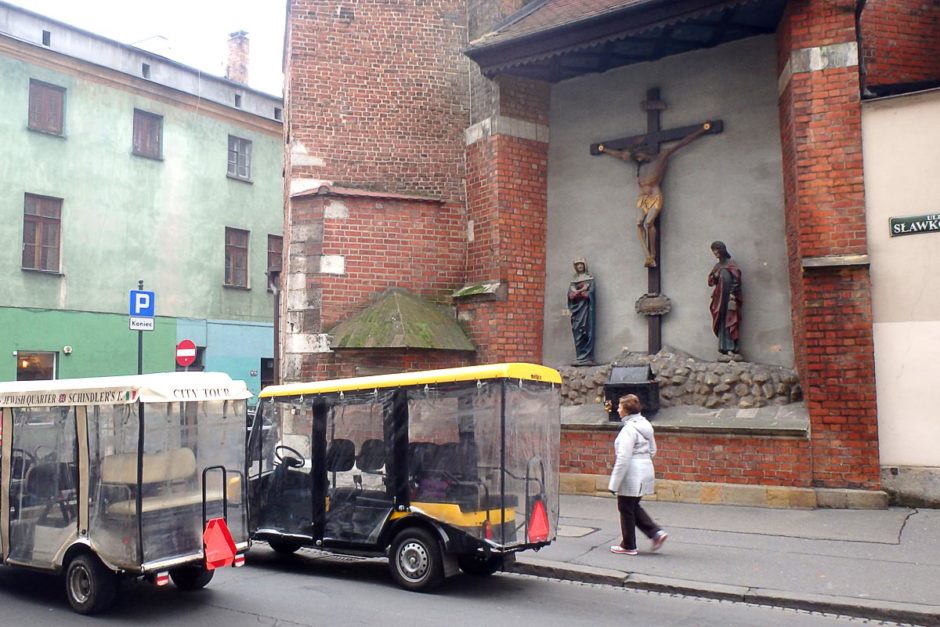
left=510, top=557, right=940, bottom=625
left=510, top=556, right=626, bottom=587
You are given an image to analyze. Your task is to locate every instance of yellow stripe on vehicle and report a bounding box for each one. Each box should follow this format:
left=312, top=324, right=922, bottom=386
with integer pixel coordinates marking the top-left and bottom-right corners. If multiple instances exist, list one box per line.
left=390, top=502, right=516, bottom=526
left=259, top=363, right=560, bottom=398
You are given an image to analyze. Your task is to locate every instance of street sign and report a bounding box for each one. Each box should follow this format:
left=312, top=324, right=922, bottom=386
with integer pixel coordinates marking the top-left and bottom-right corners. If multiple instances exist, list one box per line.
left=176, top=339, right=197, bottom=367
left=890, top=213, right=940, bottom=237
left=129, top=317, right=155, bottom=331
left=129, top=290, right=155, bottom=317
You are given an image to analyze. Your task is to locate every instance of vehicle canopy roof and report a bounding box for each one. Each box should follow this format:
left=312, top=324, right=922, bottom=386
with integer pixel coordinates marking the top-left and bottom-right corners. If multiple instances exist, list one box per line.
left=259, top=362, right=561, bottom=399
left=0, top=371, right=251, bottom=408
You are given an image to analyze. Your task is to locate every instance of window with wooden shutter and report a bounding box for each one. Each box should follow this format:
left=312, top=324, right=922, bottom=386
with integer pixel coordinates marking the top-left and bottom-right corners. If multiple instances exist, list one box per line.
left=227, top=135, right=252, bottom=181
left=132, top=109, right=163, bottom=159
left=267, top=234, right=283, bottom=272
left=225, top=227, right=250, bottom=288
left=22, top=194, right=62, bottom=272
left=28, top=79, right=65, bottom=135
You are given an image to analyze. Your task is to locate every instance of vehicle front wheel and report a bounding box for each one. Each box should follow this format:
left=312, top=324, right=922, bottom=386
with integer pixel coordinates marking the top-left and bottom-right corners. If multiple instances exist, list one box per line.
left=65, top=553, right=118, bottom=615
left=169, top=565, right=214, bottom=590
left=458, top=553, right=502, bottom=577
left=269, top=540, right=301, bottom=555
left=389, top=527, right=444, bottom=592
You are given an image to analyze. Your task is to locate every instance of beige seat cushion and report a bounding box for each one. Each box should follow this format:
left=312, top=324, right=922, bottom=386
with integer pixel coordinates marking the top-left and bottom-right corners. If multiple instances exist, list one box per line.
left=101, top=448, right=196, bottom=484
left=105, top=488, right=225, bottom=516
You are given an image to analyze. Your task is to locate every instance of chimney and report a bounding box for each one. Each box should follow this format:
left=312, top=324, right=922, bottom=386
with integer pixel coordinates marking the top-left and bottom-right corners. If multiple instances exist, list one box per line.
left=226, top=30, right=249, bottom=84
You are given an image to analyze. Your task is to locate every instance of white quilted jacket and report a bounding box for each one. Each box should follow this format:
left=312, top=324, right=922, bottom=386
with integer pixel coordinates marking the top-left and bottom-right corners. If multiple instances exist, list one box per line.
left=608, top=413, right=657, bottom=496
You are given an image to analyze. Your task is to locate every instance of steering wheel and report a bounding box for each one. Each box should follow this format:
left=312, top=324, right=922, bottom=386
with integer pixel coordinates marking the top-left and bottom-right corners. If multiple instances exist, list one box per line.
left=34, top=445, right=56, bottom=462
left=10, top=448, right=37, bottom=479
left=274, top=445, right=305, bottom=468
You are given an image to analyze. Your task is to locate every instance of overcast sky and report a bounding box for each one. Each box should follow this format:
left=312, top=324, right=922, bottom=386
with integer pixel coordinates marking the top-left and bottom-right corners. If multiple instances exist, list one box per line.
left=7, top=0, right=286, bottom=95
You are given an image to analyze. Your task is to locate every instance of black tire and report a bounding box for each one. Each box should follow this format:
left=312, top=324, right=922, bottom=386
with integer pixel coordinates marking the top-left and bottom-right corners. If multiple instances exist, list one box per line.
left=458, top=553, right=501, bottom=577
left=389, top=527, right=444, bottom=592
left=169, top=565, right=215, bottom=590
left=269, top=540, right=301, bottom=555
left=65, top=553, right=118, bottom=615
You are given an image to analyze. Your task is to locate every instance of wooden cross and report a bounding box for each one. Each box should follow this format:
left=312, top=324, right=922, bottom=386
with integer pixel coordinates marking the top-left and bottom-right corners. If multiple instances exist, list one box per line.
left=590, top=89, right=723, bottom=157
left=590, top=87, right=723, bottom=354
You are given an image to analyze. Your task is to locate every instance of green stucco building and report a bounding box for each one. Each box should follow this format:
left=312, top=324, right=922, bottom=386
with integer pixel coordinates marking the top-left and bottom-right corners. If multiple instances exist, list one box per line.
left=0, top=2, right=283, bottom=399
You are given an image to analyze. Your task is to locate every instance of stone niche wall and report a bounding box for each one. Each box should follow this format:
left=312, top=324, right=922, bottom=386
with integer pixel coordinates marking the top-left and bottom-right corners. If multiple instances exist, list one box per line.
left=559, top=349, right=802, bottom=410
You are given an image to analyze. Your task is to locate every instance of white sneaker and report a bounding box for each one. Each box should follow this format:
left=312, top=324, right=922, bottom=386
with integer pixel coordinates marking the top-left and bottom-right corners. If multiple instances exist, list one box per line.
left=651, top=531, right=668, bottom=552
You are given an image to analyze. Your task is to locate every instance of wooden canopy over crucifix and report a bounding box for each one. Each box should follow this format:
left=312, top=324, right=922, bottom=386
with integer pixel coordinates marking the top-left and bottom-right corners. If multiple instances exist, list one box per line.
left=590, top=87, right=723, bottom=353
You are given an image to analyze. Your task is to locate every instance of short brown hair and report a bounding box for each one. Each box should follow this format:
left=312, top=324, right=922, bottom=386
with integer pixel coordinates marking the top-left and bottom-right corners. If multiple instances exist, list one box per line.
left=619, top=394, right=642, bottom=414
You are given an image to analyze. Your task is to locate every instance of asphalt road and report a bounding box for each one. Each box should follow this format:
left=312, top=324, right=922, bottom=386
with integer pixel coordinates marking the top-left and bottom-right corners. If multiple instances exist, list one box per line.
left=0, top=546, right=911, bottom=626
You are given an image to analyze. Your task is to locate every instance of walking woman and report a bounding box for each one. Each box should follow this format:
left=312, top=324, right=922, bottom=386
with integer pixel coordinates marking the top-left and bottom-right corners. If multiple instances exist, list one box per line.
left=609, top=394, right=668, bottom=555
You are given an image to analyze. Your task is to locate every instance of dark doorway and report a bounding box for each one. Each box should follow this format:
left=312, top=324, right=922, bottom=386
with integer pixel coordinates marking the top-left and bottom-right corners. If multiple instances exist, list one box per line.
left=260, top=358, right=274, bottom=389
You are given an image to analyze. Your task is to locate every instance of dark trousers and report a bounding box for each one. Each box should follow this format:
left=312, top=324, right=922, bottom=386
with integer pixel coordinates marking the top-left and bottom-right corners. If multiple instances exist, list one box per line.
left=617, top=495, right=661, bottom=550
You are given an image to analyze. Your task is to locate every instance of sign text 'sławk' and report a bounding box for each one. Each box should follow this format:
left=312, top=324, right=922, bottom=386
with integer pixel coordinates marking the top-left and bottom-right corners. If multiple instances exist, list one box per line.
left=890, top=214, right=940, bottom=237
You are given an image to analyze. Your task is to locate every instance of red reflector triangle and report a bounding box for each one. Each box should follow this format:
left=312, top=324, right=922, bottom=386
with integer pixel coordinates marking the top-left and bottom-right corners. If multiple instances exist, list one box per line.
left=203, top=517, right=237, bottom=571
left=527, top=498, right=550, bottom=543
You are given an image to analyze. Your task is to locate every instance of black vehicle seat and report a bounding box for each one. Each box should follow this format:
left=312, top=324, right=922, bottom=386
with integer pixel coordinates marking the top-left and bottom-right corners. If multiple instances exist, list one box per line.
left=412, top=443, right=452, bottom=502
left=357, top=439, right=385, bottom=474
left=24, top=462, right=76, bottom=526
left=326, top=439, right=355, bottom=473
left=326, top=439, right=358, bottom=515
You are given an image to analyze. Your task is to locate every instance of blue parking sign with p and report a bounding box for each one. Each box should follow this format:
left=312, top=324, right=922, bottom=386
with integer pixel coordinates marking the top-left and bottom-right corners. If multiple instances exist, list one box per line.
left=129, top=290, right=155, bottom=317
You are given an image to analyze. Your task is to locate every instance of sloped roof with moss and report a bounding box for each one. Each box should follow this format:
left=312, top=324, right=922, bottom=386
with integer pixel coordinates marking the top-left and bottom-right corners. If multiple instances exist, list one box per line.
left=329, top=289, right=475, bottom=351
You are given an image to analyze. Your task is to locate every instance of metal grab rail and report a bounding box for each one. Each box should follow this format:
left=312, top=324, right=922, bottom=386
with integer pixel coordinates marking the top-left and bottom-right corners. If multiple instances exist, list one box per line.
left=201, top=465, right=230, bottom=526
left=522, top=456, right=546, bottom=541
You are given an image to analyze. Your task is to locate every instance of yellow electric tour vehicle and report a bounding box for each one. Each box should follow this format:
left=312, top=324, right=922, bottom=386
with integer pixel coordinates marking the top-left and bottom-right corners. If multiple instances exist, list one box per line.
left=248, top=363, right=561, bottom=591
left=0, top=372, right=250, bottom=614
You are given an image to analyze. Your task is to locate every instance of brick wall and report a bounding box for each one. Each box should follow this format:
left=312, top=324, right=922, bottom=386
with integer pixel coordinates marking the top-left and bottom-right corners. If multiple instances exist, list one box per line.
left=802, top=267, right=880, bottom=487
left=462, top=131, right=548, bottom=363
left=495, top=75, right=551, bottom=126
left=861, top=0, right=940, bottom=88
left=561, top=428, right=812, bottom=486
left=284, top=0, right=476, bottom=380
left=288, top=192, right=470, bottom=380
left=286, top=0, right=469, bottom=202
left=776, top=0, right=880, bottom=489
left=317, top=195, right=465, bottom=329
left=285, top=1, right=552, bottom=375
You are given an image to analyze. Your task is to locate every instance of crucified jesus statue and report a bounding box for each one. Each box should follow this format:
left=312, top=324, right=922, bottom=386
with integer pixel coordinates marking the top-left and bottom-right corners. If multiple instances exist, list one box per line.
left=598, top=122, right=712, bottom=268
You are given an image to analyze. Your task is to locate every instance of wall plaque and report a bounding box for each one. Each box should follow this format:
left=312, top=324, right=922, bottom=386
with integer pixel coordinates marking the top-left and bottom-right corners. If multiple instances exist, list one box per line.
left=635, top=293, right=671, bottom=316
left=890, top=214, right=940, bottom=237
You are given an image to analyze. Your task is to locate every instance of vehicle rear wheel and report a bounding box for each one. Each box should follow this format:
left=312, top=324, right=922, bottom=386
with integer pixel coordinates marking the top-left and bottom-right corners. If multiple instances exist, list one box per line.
left=389, top=527, right=444, bottom=592
left=169, top=565, right=215, bottom=590
left=65, top=553, right=118, bottom=615
left=269, top=540, right=301, bottom=555
left=458, top=553, right=502, bottom=577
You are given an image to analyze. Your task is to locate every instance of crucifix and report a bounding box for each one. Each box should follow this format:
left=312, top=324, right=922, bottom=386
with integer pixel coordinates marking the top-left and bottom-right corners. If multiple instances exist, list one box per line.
left=590, top=87, right=723, bottom=353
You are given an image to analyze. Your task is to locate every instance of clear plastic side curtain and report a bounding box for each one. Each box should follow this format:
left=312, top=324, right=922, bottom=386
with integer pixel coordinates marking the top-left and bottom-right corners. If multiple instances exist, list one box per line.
left=250, top=397, right=313, bottom=537
left=407, top=382, right=503, bottom=544
left=88, top=403, right=141, bottom=568
left=323, top=390, right=396, bottom=544
left=8, top=406, right=79, bottom=568
left=138, top=399, right=247, bottom=564
left=503, top=381, right=561, bottom=547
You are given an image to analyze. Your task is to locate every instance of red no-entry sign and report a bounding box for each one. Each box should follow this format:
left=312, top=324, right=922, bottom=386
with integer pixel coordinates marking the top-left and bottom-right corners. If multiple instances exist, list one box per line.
left=176, top=339, right=197, bottom=367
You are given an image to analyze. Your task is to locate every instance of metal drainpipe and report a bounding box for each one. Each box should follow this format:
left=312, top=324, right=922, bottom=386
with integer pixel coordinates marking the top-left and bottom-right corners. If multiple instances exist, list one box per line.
left=268, top=269, right=281, bottom=385
left=855, top=0, right=870, bottom=97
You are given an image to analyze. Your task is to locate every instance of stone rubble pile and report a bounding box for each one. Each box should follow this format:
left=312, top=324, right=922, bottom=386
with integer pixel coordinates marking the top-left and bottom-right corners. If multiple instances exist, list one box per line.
left=558, top=348, right=801, bottom=410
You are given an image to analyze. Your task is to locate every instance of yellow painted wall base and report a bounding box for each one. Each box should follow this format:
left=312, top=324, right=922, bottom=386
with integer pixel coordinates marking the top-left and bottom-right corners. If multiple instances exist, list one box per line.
left=561, top=473, right=888, bottom=510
